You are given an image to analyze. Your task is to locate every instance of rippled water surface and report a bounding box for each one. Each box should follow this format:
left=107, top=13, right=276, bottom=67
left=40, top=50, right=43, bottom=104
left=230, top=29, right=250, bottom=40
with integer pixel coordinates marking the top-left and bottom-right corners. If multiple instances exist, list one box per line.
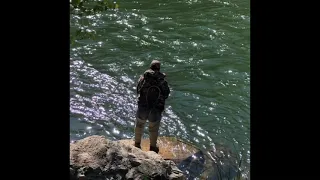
left=70, top=0, right=250, bottom=178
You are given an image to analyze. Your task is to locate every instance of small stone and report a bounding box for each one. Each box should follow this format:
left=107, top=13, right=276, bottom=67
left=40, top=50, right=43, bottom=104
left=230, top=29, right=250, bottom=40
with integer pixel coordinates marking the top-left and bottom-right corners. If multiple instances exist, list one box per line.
left=130, top=158, right=142, bottom=167
left=128, top=153, right=136, bottom=159
left=125, top=168, right=135, bottom=179
left=78, top=175, right=86, bottom=180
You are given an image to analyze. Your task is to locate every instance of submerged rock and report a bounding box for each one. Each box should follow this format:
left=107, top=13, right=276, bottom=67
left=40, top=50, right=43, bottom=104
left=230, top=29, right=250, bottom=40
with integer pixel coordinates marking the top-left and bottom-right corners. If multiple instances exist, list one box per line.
left=70, top=135, right=185, bottom=180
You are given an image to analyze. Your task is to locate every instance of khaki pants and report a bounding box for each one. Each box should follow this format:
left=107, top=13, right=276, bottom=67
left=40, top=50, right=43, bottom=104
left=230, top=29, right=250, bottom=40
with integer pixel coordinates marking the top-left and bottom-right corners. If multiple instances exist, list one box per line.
left=134, top=107, right=162, bottom=147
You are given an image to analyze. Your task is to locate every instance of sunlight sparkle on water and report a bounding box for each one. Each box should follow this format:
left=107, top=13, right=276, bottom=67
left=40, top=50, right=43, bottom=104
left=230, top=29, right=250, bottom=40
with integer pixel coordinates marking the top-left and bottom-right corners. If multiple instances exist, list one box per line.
left=113, top=128, right=120, bottom=135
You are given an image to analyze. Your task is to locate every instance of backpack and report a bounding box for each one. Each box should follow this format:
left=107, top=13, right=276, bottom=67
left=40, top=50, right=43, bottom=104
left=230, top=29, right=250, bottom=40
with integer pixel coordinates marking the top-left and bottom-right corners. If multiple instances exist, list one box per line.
left=138, top=70, right=166, bottom=108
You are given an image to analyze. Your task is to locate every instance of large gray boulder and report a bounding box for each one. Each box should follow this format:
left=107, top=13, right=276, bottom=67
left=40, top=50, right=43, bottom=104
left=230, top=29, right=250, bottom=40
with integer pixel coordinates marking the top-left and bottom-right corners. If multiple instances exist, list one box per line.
left=70, top=135, right=185, bottom=180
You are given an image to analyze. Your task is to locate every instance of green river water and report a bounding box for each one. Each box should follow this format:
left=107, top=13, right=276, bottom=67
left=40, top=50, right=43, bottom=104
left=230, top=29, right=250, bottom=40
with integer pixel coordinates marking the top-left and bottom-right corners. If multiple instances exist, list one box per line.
left=70, top=0, right=250, bottom=178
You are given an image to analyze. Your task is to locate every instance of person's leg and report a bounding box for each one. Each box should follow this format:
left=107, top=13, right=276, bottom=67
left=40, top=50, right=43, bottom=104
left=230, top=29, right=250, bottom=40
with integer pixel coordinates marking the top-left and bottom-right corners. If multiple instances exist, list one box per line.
left=134, top=107, right=149, bottom=148
left=148, top=109, right=162, bottom=153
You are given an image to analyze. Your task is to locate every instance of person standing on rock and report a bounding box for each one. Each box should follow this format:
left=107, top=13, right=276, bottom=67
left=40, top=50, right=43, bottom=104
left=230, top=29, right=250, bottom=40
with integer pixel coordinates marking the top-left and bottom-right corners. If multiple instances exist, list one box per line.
left=134, top=60, right=170, bottom=153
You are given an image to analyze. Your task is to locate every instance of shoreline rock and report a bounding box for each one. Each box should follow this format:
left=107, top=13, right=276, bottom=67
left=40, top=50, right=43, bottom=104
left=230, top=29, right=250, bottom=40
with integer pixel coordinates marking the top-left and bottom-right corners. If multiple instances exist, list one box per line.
left=70, top=135, right=185, bottom=180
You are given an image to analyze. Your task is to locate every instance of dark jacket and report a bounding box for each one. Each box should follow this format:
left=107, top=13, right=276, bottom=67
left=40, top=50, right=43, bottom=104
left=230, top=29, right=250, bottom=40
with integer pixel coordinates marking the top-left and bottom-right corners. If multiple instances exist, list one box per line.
left=137, top=69, right=170, bottom=111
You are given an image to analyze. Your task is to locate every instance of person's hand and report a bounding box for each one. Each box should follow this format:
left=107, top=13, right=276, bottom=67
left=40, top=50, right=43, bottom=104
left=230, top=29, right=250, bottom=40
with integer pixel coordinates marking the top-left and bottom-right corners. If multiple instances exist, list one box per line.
left=138, top=75, right=144, bottom=82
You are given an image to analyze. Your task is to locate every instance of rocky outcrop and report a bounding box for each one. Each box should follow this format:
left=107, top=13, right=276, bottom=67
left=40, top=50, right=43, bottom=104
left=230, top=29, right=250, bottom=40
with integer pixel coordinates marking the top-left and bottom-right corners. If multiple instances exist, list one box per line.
left=70, top=135, right=185, bottom=180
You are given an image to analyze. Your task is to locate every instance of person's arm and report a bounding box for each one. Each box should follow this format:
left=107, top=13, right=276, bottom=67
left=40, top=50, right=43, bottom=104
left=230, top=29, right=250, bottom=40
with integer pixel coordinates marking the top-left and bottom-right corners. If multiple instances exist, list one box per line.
left=161, top=80, right=170, bottom=99
left=136, top=75, right=144, bottom=94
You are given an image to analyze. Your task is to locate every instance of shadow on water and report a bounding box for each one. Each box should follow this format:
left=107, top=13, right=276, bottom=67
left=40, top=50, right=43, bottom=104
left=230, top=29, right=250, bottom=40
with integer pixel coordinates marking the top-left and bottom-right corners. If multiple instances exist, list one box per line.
left=178, top=150, right=205, bottom=179
left=177, top=150, right=248, bottom=180
left=70, top=0, right=119, bottom=45
left=204, top=144, right=249, bottom=180
left=175, top=141, right=249, bottom=180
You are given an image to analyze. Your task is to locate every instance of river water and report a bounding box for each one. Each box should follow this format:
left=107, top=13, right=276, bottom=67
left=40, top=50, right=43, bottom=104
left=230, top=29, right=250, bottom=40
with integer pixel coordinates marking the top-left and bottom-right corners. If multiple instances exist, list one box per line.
left=70, top=0, right=250, bottom=179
